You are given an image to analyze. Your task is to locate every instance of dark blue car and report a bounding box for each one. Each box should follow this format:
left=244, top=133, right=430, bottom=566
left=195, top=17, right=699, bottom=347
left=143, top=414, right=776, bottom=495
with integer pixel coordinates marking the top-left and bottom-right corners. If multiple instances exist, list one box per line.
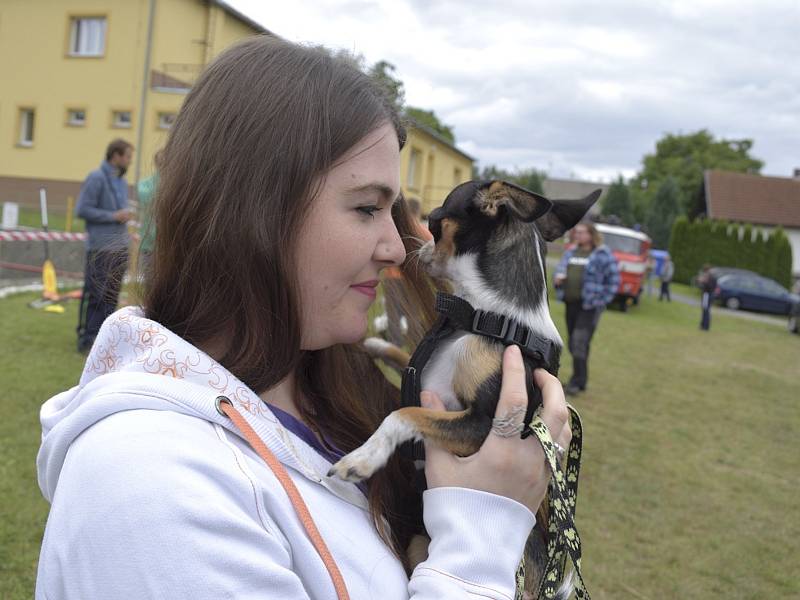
left=713, top=272, right=800, bottom=315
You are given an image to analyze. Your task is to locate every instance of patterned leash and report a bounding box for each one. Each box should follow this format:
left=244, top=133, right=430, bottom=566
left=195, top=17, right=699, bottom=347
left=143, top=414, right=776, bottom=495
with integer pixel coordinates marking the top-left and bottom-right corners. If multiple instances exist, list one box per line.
left=516, top=406, right=590, bottom=600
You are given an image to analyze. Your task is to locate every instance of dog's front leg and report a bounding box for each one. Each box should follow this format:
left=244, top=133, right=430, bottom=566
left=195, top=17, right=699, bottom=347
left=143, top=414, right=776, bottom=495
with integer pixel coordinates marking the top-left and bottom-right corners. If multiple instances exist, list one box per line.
left=328, top=406, right=483, bottom=482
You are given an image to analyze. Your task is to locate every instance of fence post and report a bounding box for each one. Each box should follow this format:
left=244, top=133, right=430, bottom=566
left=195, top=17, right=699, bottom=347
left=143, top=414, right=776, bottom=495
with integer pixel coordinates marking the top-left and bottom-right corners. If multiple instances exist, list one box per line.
left=65, top=196, right=74, bottom=232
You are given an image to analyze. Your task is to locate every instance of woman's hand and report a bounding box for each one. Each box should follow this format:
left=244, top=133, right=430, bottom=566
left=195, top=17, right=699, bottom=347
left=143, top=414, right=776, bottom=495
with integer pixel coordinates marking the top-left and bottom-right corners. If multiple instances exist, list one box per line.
left=420, top=345, right=571, bottom=514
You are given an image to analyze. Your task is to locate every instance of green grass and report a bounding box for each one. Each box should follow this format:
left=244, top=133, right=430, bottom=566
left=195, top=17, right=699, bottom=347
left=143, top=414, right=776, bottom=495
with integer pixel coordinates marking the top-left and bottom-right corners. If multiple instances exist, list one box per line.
left=558, top=295, right=799, bottom=598
left=0, top=292, right=86, bottom=597
left=17, top=207, right=85, bottom=233
left=1, top=290, right=798, bottom=598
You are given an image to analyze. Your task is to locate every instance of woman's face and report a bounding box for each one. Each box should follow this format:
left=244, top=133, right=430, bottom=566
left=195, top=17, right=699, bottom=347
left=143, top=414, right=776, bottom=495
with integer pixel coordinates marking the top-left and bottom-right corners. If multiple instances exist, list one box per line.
left=574, top=225, right=593, bottom=247
left=296, top=122, right=405, bottom=350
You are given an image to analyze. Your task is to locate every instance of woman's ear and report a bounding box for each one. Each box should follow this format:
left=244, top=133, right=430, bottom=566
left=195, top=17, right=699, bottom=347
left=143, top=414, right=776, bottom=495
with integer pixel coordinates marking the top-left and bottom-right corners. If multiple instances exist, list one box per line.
left=476, top=180, right=552, bottom=222
left=535, top=190, right=602, bottom=241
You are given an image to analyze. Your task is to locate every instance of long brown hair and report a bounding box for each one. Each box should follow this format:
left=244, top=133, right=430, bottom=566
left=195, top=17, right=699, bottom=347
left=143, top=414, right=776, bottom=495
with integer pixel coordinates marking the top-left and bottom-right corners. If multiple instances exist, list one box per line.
left=143, top=36, right=437, bottom=568
left=576, top=220, right=603, bottom=249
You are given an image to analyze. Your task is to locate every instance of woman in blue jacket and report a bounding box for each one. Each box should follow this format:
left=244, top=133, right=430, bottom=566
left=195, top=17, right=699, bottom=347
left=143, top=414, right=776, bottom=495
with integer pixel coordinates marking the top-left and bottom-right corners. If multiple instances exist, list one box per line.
left=554, top=222, right=620, bottom=395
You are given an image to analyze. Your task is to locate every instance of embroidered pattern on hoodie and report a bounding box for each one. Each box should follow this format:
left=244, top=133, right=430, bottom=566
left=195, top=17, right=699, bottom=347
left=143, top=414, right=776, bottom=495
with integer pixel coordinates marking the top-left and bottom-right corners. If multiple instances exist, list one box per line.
left=82, top=307, right=273, bottom=420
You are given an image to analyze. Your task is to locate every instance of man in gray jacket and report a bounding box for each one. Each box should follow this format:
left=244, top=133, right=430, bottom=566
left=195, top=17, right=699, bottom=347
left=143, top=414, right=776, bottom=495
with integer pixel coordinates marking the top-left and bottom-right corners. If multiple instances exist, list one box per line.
left=76, top=139, right=134, bottom=352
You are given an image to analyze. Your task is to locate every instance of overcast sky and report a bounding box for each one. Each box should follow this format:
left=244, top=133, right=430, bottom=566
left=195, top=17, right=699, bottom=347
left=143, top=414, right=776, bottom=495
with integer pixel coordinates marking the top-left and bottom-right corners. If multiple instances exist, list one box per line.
left=229, top=0, right=799, bottom=183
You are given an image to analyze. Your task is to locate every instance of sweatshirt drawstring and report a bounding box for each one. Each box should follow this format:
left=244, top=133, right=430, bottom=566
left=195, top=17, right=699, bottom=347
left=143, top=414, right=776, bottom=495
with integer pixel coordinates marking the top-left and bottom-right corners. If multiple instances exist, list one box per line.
left=215, top=396, right=350, bottom=600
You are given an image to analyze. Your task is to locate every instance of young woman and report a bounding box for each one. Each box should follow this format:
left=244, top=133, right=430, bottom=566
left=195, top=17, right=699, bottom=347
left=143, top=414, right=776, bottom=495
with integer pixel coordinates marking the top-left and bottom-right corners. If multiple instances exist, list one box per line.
left=553, top=221, right=620, bottom=396
left=36, top=36, right=570, bottom=599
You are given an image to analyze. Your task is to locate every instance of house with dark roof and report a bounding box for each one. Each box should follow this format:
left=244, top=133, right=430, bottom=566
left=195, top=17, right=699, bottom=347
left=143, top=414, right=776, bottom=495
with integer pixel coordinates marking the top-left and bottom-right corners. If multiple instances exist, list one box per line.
left=702, top=170, right=800, bottom=278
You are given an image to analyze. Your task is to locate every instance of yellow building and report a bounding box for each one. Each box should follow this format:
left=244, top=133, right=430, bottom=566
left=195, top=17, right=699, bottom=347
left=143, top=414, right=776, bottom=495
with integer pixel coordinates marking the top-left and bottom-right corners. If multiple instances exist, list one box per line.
left=0, top=1, right=474, bottom=217
left=401, top=122, right=474, bottom=216
left=0, top=0, right=268, bottom=212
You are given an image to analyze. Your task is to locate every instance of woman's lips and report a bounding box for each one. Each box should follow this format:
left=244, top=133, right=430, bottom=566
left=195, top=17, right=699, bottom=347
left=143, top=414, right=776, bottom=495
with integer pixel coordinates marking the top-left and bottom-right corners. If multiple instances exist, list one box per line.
left=351, top=281, right=378, bottom=298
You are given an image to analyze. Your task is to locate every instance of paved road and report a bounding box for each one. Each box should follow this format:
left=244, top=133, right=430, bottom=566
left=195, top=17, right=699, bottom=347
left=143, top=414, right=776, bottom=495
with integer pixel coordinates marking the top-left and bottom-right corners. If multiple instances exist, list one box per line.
left=654, top=290, right=788, bottom=328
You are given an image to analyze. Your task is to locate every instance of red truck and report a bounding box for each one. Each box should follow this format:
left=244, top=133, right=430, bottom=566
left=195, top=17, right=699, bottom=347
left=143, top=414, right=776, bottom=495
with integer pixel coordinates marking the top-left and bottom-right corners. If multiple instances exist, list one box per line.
left=595, top=223, right=652, bottom=311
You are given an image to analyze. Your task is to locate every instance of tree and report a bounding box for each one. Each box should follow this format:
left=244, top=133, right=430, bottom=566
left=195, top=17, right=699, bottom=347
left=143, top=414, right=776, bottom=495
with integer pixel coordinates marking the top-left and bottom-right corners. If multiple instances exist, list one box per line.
left=669, top=216, right=690, bottom=282
left=477, top=165, right=545, bottom=194
left=631, top=129, right=763, bottom=218
left=753, top=229, right=768, bottom=275
left=368, top=60, right=405, bottom=112
left=367, top=62, right=457, bottom=144
left=405, top=107, right=455, bottom=144
left=645, top=177, right=681, bottom=249
left=739, top=224, right=754, bottom=270
left=773, top=228, right=794, bottom=289
left=601, top=176, right=633, bottom=226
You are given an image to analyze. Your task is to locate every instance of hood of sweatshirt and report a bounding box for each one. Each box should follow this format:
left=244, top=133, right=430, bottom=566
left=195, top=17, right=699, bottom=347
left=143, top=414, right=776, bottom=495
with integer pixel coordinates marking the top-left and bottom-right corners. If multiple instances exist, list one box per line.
left=37, top=306, right=366, bottom=508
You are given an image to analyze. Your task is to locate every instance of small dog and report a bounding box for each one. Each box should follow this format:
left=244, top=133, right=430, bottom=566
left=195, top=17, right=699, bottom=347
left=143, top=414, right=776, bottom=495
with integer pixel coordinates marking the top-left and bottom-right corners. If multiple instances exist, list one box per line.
left=330, top=180, right=599, bottom=596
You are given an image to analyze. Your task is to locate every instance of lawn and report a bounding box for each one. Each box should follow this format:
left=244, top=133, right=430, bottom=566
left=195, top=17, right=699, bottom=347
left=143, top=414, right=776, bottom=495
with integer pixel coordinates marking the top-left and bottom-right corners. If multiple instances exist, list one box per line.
left=17, top=207, right=85, bottom=233
left=1, top=289, right=798, bottom=598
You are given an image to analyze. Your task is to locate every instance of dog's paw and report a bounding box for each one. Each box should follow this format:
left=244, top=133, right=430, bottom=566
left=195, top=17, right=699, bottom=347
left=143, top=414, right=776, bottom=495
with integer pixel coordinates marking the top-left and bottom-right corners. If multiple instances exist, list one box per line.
left=327, top=448, right=380, bottom=482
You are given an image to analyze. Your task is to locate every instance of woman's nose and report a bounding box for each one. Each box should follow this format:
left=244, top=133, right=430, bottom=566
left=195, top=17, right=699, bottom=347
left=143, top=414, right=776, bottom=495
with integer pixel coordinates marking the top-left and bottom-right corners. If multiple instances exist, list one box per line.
left=377, top=220, right=406, bottom=267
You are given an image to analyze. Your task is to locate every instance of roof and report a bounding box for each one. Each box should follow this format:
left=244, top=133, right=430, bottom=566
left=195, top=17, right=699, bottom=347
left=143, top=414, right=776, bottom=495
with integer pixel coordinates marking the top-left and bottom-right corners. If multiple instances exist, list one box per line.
left=704, top=170, right=800, bottom=228
left=404, top=118, right=475, bottom=162
left=595, top=223, right=651, bottom=242
left=210, top=0, right=273, bottom=35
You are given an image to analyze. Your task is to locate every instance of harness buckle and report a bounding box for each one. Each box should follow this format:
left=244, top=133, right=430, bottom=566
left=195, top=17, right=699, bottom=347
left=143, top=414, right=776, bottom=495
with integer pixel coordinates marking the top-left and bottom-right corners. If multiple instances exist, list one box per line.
left=472, top=310, right=534, bottom=348
left=471, top=309, right=509, bottom=340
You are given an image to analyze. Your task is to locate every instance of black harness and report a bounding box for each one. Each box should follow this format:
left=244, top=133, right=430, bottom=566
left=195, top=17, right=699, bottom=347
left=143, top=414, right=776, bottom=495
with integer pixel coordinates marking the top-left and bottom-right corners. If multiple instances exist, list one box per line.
left=400, top=292, right=560, bottom=460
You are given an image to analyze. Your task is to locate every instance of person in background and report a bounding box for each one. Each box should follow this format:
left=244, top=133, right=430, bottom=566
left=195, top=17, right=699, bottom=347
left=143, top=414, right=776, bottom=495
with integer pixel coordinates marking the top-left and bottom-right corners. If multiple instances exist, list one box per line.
left=553, top=221, right=620, bottom=396
left=659, top=256, right=674, bottom=302
left=645, top=255, right=656, bottom=297
left=698, top=263, right=717, bottom=330
left=135, top=150, right=162, bottom=274
left=75, top=138, right=134, bottom=353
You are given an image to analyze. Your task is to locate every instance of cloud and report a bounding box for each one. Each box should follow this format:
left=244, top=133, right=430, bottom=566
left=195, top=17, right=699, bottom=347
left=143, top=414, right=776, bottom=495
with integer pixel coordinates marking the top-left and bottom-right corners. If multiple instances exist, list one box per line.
left=231, top=0, right=800, bottom=179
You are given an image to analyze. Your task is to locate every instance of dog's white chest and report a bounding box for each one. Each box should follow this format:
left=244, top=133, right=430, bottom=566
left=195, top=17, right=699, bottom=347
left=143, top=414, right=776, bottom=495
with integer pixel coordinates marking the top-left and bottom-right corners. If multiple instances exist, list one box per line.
left=419, top=332, right=469, bottom=411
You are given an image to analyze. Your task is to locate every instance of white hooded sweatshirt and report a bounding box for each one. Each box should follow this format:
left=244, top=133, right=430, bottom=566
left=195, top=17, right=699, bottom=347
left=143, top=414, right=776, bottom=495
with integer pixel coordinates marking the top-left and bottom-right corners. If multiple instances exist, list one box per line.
left=36, top=307, right=535, bottom=599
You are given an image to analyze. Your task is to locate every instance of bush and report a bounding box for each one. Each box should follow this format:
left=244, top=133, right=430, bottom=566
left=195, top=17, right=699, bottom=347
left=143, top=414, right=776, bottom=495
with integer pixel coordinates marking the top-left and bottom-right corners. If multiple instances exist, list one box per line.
left=670, top=218, right=793, bottom=286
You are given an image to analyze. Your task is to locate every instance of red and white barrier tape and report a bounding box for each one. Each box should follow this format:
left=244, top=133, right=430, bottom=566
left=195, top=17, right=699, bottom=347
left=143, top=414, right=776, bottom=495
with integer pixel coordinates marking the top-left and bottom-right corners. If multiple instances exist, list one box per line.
left=0, top=230, right=87, bottom=242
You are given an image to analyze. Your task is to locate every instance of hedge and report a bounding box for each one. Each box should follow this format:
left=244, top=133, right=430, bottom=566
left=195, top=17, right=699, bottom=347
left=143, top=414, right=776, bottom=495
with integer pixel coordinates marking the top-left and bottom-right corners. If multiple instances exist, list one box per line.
left=669, top=218, right=793, bottom=288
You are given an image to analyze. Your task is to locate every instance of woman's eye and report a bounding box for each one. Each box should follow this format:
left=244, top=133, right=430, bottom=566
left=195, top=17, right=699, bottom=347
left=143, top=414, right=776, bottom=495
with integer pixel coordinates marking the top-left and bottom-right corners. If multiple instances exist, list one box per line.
left=357, top=205, right=383, bottom=218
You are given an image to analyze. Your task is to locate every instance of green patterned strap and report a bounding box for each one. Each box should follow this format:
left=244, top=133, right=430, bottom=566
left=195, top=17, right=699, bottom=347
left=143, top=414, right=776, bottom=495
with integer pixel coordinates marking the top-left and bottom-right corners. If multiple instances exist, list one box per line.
left=533, top=407, right=591, bottom=600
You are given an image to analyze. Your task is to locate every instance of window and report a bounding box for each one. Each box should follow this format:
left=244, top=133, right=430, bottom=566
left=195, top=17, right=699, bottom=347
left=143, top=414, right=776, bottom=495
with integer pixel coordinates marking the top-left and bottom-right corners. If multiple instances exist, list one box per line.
left=454, top=167, right=463, bottom=186
left=67, top=109, right=86, bottom=126
left=602, top=232, right=642, bottom=255
left=69, top=17, right=106, bottom=57
left=18, top=109, right=35, bottom=146
left=408, top=149, right=421, bottom=190
left=112, top=110, right=132, bottom=128
left=760, top=279, right=787, bottom=295
left=157, top=112, right=176, bottom=130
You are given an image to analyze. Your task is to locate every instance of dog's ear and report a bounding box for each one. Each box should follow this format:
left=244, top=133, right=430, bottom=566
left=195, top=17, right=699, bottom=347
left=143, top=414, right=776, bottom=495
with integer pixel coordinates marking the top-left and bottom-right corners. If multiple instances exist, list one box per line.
left=477, top=180, right=552, bottom=223
left=535, top=189, right=602, bottom=241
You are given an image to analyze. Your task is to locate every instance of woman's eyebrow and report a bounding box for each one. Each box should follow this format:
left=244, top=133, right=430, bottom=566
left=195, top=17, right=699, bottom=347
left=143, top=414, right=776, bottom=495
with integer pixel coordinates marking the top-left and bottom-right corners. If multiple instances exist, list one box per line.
left=345, top=183, right=396, bottom=200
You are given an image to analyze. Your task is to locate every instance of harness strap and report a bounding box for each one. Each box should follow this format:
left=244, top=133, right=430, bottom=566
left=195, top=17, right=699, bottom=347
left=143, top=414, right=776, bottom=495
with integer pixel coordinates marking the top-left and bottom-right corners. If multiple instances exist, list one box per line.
left=401, top=312, right=455, bottom=461
left=216, top=396, right=351, bottom=600
left=401, top=292, right=560, bottom=445
left=435, top=293, right=560, bottom=370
